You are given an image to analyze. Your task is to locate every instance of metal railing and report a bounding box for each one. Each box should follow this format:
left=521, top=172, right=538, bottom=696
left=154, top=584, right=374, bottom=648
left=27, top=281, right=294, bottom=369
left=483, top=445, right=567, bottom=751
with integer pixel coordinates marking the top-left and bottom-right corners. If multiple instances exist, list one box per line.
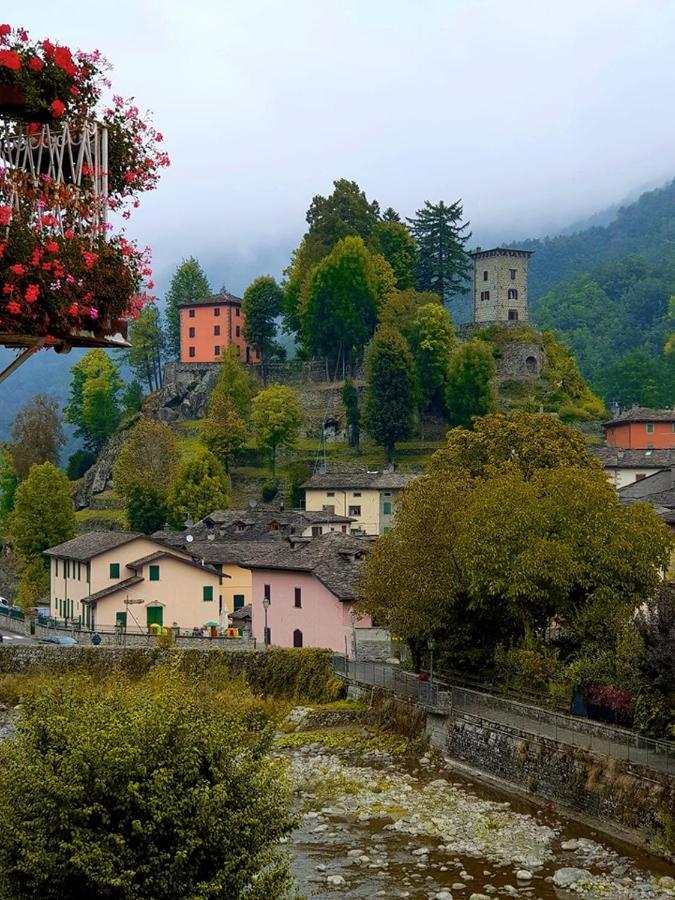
left=0, top=605, right=24, bottom=621
left=333, top=656, right=675, bottom=776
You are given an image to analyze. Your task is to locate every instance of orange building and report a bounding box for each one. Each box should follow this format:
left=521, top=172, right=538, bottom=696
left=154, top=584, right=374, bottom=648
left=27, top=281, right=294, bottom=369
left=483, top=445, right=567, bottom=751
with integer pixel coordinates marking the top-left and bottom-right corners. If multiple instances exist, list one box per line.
left=179, top=291, right=260, bottom=364
left=604, top=407, right=675, bottom=450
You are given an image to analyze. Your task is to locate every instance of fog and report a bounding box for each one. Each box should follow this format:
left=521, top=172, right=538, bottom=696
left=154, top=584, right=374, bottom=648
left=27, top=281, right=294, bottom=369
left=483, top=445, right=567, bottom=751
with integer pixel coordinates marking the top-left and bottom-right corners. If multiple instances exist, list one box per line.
left=16, top=0, right=675, bottom=294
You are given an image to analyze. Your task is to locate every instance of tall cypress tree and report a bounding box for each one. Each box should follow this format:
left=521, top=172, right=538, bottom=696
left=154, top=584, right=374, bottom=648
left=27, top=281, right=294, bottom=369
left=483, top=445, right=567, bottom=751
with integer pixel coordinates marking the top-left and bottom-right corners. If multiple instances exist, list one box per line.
left=407, top=200, right=471, bottom=300
left=363, top=327, right=415, bottom=464
left=164, top=258, right=211, bottom=359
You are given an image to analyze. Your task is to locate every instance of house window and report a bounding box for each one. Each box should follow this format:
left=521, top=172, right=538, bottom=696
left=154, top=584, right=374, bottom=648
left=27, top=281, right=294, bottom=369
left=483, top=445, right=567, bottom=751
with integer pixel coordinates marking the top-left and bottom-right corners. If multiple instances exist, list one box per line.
left=672, top=423, right=675, bottom=433
left=327, top=491, right=335, bottom=497
left=322, top=504, right=335, bottom=514
left=341, top=525, right=347, bottom=533
left=236, top=326, right=241, bottom=337
left=235, top=307, right=240, bottom=317
left=189, top=347, right=196, bottom=358
left=293, top=629, right=303, bottom=648
left=646, top=422, right=654, bottom=433
left=483, top=270, right=488, bottom=281
left=311, top=526, right=322, bottom=537
left=233, top=594, right=245, bottom=610
left=214, top=345, right=221, bottom=356
left=110, top=563, right=120, bottom=579
left=264, top=584, right=271, bottom=602
left=508, top=309, right=519, bottom=321
left=55, top=559, right=59, bottom=577
left=214, top=325, right=220, bottom=336
left=507, top=288, right=518, bottom=300
left=383, top=526, right=391, bottom=534
left=77, top=562, right=81, bottom=580
left=383, top=501, right=392, bottom=515
left=635, top=474, right=647, bottom=482
left=510, top=268, right=517, bottom=280
left=480, top=290, right=490, bottom=301
left=203, top=585, right=213, bottom=602
left=349, top=505, right=361, bottom=516
left=214, top=307, right=221, bottom=317
left=264, top=626, right=271, bottom=645
left=188, top=308, right=195, bottom=318
left=294, top=587, right=302, bottom=608
left=149, top=564, right=160, bottom=581
left=189, top=327, right=195, bottom=338
left=353, top=491, right=361, bottom=497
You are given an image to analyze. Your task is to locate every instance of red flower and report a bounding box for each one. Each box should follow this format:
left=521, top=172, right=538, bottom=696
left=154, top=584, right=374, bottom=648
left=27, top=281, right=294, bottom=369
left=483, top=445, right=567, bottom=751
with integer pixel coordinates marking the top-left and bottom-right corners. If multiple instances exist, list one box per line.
left=41, top=39, right=55, bottom=59
left=64, top=228, right=75, bottom=239
left=28, top=56, right=44, bottom=71
left=0, top=206, right=11, bottom=226
left=0, top=49, right=21, bottom=70
left=25, top=284, right=39, bottom=303
left=0, top=25, right=11, bottom=37
left=45, top=241, right=59, bottom=253
left=53, top=46, right=77, bottom=76
left=9, top=264, right=25, bottom=276
left=6, top=301, right=21, bottom=315
left=67, top=303, right=79, bottom=317
left=50, top=99, right=65, bottom=118
left=69, top=85, right=79, bottom=97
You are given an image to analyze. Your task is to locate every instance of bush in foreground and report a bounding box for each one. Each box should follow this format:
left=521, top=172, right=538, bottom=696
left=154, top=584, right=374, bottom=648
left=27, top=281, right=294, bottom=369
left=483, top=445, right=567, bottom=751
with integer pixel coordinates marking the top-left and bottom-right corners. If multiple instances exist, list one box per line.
left=0, top=667, right=298, bottom=899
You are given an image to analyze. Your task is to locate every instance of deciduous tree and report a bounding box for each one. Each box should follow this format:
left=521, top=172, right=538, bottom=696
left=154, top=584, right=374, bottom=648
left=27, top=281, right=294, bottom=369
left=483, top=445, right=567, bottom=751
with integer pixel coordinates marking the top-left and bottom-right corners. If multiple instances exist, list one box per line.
left=113, top=419, right=179, bottom=501
left=64, top=350, right=124, bottom=452
left=242, top=276, right=284, bottom=380
left=410, top=303, right=455, bottom=414
left=168, top=448, right=231, bottom=527
left=251, top=385, right=303, bottom=474
left=126, top=484, right=168, bottom=534
left=213, top=345, right=255, bottom=418
left=165, top=257, right=210, bottom=358
left=0, top=451, right=18, bottom=526
left=363, top=326, right=416, bottom=463
left=9, top=394, right=65, bottom=479
left=202, top=390, right=247, bottom=473
left=407, top=199, right=471, bottom=300
left=378, top=289, right=442, bottom=343
left=445, top=340, right=496, bottom=428
left=369, top=220, right=416, bottom=290
left=125, top=305, right=165, bottom=392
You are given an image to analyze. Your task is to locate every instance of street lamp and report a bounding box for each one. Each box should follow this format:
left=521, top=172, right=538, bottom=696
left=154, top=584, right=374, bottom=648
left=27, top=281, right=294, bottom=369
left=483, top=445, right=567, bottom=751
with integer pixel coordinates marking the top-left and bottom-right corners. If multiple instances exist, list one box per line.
left=262, top=597, right=270, bottom=648
left=428, top=637, right=436, bottom=684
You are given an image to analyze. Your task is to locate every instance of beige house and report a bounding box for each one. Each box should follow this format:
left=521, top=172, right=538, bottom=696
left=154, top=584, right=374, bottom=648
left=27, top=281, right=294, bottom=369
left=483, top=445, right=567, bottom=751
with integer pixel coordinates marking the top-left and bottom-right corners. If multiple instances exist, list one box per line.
left=44, top=532, right=224, bottom=632
left=301, top=471, right=414, bottom=536
left=594, top=447, right=673, bottom=489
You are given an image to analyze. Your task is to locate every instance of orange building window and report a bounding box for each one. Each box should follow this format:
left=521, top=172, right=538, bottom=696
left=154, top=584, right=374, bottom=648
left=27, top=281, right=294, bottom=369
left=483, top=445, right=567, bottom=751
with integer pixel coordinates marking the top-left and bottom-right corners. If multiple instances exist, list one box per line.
left=215, top=345, right=221, bottom=356
left=214, top=307, right=220, bottom=317
left=188, top=308, right=195, bottom=318
left=214, top=325, right=220, bottom=336
left=188, top=327, right=195, bottom=338
left=189, top=347, right=195, bottom=358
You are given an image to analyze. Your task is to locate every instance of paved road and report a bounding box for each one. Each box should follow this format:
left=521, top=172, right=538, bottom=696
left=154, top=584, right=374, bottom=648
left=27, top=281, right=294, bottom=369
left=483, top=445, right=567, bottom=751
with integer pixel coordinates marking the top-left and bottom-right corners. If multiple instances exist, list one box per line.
left=0, top=627, right=36, bottom=645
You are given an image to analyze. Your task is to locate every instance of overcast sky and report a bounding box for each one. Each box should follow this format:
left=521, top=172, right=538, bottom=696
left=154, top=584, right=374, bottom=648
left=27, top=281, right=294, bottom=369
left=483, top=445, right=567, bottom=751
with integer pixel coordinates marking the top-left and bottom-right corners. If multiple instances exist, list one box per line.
left=19, top=0, right=675, bottom=294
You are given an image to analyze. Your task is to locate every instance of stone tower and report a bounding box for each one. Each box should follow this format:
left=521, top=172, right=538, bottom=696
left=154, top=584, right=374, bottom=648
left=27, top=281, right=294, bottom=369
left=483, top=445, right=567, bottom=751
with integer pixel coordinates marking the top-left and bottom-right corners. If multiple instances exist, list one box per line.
left=470, top=247, right=534, bottom=325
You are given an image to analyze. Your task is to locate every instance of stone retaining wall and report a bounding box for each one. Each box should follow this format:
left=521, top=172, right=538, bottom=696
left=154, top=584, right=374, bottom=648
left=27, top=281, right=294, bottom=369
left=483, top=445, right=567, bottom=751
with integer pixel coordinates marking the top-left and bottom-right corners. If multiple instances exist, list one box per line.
left=33, top=623, right=255, bottom=651
left=442, top=710, right=674, bottom=858
left=0, top=615, right=29, bottom=636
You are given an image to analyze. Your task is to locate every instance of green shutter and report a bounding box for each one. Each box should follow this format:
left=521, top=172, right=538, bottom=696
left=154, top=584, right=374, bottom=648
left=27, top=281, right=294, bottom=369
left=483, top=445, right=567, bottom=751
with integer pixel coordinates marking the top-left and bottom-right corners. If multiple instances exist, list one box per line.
left=383, top=501, right=392, bottom=515
left=149, top=565, right=160, bottom=581
left=110, top=563, right=120, bottom=579
left=203, top=585, right=214, bottom=602
left=233, top=594, right=245, bottom=610
left=116, top=612, right=127, bottom=630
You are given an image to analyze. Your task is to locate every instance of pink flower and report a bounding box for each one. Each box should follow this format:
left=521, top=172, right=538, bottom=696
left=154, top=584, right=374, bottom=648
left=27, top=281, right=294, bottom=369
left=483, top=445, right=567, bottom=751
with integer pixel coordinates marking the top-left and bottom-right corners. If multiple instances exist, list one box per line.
left=88, top=307, right=99, bottom=319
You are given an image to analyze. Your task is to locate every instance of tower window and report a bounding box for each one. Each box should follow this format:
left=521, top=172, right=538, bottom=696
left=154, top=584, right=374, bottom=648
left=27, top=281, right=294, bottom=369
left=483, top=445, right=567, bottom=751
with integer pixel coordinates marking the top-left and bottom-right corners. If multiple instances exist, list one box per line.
left=480, top=290, right=490, bottom=301
left=214, top=307, right=221, bottom=317
left=188, top=308, right=195, bottom=318
left=483, top=270, right=488, bottom=281
left=508, top=289, right=518, bottom=300
left=188, top=327, right=195, bottom=338
left=214, top=325, right=220, bottom=336
left=510, top=269, right=517, bottom=280
left=508, top=309, right=519, bottom=321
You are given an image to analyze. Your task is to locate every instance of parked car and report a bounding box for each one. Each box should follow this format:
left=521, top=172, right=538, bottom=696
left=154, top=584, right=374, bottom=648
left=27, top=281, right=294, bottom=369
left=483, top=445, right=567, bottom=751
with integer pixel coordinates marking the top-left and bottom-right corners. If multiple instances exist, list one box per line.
left=38, top=635, right=78, bottom=646
left=0, top=597, right=11, bottom=608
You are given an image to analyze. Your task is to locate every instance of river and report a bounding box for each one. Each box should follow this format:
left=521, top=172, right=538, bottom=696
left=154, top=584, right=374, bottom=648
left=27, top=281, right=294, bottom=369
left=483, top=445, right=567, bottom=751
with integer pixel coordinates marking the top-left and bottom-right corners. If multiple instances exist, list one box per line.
left=282, top=714, right=675, bottom=899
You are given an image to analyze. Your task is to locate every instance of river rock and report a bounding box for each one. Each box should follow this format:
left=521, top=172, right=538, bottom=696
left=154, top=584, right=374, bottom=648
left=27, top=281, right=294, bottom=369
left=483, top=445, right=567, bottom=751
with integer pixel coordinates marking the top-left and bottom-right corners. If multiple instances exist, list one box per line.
left=326, top=874, right=346, bottom=886
left=659, top=876, right=675, bottom=890
left=561, top=839, right=579, bottom=851
left=552, top=868, right=592, bottom=888
left=515, top=870, right=532, bottom=880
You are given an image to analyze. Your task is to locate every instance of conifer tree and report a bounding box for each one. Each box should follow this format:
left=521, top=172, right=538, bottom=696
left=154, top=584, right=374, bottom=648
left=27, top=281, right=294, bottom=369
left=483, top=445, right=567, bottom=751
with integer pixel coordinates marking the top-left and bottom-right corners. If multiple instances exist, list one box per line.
left=341, top=378, right=361, bottom=450
left=126, top=305, right=165, bottom=392
left=363, top=327, right=416, bottom=463
left=242, top=276, right=284, bottom=382
left=407, top=200, right=471, bottom=300
left=164, top=257, right=211, bottom=358
left=369, top=221, right=416, bottom=290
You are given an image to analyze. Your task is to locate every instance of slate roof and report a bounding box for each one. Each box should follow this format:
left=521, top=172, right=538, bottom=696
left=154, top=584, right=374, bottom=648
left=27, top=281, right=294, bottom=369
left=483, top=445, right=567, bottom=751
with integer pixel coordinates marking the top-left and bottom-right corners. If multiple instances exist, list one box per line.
left=125, top=549, right=221, bottom=577
left=231, top=604, right=252, bottom=621
left=83, top=575, right=143, bottom=603
left=469, top=247, right=534, bottom=259
left=593, top=447, right=674, bottom=468
left=301, top=471, right=414, bottom=491
left=245, top=532, right=373, bottom=600
left=604, top=406, right=675, bottom=426
left=176, top=290, right=242, bottom=309
left=44, top=531, right=143, bottom=561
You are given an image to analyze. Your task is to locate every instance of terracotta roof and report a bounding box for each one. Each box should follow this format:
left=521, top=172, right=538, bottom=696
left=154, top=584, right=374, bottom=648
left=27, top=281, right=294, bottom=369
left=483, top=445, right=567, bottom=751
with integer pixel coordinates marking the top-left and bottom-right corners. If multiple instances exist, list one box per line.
left=301, top=471, right=414, bottom=491
left=44, top=531, right=143, bottom=561
left=604, top=406, right=675, bottom=426
left=593, top=447, right=674, bottom=468
left=245, top=532, right=373, bottom=600
left=177, top=290, right=242, bottom=308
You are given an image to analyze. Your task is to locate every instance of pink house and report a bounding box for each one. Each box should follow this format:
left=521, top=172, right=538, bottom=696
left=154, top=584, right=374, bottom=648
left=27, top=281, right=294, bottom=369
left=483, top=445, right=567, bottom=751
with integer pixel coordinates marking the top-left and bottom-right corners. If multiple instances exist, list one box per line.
left=247, top=533, right=374, bottom=655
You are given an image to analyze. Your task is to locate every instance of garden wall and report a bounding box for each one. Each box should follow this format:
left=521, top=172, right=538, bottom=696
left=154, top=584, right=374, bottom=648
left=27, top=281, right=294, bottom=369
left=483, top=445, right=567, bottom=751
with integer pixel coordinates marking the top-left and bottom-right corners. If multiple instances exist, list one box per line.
left=437, top=710, right=674, bottom=859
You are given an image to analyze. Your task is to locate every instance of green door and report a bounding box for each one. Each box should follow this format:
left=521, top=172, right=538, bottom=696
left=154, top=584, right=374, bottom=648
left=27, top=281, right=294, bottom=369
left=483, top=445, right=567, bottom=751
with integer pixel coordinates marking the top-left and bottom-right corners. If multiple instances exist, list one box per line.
left=116, top=611, right=127, bottom=631
left=146, top=606, right=163, bottom=629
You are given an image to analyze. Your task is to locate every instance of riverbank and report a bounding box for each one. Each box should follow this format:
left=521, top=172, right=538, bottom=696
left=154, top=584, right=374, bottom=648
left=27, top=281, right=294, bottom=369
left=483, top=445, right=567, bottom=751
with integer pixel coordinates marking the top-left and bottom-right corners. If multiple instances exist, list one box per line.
left=279, top=705, right=675, bottom=899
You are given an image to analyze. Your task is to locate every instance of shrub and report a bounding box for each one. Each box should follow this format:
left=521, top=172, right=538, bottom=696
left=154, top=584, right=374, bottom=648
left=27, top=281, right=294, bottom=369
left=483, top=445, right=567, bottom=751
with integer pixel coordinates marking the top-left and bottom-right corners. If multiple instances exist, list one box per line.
left=0, top=667, right=298, bottom=899
left=261, top=478, right=279, bottom=502
left=66, top=449, right=97, bottom=481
